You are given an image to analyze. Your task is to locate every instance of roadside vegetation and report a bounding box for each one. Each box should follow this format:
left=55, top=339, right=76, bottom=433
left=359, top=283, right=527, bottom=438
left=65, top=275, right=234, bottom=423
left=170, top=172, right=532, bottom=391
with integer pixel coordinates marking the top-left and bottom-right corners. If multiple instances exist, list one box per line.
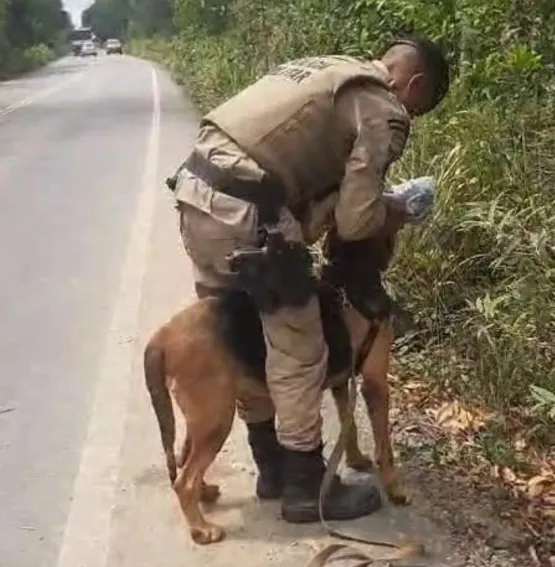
left=0, top=0, right=72, bottom=79
left=83, top=0, right=555, bottom=557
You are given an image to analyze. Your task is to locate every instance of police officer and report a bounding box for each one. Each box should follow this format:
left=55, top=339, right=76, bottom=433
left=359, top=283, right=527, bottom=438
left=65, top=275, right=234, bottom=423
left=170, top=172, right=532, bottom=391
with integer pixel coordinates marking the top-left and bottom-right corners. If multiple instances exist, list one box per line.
left=170, top=34, right=450, bottom=524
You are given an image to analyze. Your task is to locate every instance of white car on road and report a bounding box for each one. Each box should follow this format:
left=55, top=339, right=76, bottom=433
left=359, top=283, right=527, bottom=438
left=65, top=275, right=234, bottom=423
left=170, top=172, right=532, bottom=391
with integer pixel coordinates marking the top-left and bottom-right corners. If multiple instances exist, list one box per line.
left=80, top=40, right=98, bottom=57
left=105, top=38, right=123, bottom=55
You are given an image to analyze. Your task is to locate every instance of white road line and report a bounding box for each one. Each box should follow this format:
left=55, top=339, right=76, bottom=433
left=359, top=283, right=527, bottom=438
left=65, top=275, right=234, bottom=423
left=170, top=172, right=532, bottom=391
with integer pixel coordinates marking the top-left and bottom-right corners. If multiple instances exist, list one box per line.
left=55, top=66, right=161, bottom=567
left=0, top=71, right=85, bottom=121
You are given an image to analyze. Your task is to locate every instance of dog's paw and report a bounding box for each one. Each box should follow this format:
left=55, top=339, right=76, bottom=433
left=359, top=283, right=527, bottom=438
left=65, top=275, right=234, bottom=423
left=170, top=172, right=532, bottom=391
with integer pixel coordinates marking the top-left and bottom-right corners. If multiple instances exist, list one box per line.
left=386, top=481, right=411, bottom=506
left=191, top=523, right=226, bottom=545
left=200, top=483, right=221, bottom=504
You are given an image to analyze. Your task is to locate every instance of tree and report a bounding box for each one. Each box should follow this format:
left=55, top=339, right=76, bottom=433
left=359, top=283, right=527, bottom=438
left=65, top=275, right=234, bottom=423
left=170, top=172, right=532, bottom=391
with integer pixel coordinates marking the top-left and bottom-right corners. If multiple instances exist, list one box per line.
left=82, top=0, right=131, bottom=40
left=0, top=0, right=71, bottom=75
left=81, top=0, right=174, bottom=40
left=3, top=0, right=70, bottom=48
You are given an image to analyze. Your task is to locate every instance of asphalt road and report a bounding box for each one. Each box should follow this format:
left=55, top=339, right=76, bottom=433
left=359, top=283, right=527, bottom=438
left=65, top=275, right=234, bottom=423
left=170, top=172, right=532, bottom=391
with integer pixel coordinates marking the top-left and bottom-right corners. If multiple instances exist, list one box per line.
left=0, top=53, right=198, bottom=567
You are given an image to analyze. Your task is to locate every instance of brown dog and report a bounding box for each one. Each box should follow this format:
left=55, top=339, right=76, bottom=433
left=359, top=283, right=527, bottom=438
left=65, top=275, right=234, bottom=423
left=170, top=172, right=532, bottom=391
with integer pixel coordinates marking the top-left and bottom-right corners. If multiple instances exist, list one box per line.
left=143, top=253, right=409, bottom=545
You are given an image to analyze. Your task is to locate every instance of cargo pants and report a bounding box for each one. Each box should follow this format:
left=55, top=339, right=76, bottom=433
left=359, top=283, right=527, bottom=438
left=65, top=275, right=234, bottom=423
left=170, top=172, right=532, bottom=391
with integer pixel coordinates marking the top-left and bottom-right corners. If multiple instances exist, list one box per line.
left=176, top=167, right=328, bottom=452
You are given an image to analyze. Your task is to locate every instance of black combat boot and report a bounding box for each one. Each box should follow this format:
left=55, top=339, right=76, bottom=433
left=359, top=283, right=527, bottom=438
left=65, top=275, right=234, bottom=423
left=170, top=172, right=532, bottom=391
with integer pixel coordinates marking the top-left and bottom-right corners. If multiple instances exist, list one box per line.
left=246, top=419, right=284, bottom=500
left=281, top=444, right=382, bottom=524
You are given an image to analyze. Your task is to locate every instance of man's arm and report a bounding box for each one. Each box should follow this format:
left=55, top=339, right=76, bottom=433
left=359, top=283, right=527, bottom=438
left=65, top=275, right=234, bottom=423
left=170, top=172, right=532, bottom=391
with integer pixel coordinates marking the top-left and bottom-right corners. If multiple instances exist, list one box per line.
left=333, top=85, right=410, bottom=241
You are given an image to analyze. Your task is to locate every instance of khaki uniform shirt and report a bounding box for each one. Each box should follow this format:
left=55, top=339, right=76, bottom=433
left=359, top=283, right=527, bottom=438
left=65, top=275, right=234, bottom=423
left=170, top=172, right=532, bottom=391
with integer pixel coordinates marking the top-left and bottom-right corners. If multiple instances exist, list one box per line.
left=175, top=59, right=409, bottom=244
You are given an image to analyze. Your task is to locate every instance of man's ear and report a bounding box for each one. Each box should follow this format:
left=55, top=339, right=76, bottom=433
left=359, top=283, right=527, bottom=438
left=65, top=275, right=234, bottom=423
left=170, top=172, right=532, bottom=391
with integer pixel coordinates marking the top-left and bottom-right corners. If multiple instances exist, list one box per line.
left=407, top=72, right=432, bottom=114
left=407, top=72, right=428, bottom=97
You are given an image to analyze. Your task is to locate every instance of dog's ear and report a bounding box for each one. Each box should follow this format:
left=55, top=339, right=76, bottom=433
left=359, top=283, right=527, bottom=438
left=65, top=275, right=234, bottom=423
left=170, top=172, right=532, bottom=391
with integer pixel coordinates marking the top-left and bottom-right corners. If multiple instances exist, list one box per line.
left=322, top=226, right=341, bottom=262
left=323, top=229, right=397, bottom=275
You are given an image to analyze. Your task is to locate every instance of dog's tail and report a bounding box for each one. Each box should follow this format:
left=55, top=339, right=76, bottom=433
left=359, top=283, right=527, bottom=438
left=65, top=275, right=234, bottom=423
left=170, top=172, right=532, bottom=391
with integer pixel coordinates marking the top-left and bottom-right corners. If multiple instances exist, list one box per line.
left=144, top=341, right=177, bottom=483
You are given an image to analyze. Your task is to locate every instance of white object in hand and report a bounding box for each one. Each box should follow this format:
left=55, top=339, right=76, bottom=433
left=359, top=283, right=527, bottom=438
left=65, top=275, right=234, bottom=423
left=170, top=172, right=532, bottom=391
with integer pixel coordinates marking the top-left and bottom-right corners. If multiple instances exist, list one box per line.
left=384, top=176, right=436, bottom=224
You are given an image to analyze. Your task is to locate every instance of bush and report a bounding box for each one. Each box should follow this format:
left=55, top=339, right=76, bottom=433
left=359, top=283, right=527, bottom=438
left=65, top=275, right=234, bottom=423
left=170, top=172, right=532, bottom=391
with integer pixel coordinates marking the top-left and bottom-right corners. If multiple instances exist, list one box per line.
left=19, top=44, right=56, bottom=70
left=388, top=105, right=555, bottom=413
left=0, top=43, right=56, bottom=78
left=0, top=0, right=70, bottom=79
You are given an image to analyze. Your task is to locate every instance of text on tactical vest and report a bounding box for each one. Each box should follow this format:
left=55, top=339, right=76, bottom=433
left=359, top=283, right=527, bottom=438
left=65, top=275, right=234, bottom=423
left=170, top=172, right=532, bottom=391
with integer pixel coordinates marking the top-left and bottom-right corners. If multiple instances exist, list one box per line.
left=268, top=57, right=337, bottom=84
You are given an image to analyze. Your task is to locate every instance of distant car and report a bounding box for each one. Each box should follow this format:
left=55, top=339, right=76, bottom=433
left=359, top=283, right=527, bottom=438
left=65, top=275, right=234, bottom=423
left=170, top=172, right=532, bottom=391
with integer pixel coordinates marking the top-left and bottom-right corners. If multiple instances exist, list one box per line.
left=105, top=39, right=123, bottom=55
left=80, top=40, right=98, bottom=57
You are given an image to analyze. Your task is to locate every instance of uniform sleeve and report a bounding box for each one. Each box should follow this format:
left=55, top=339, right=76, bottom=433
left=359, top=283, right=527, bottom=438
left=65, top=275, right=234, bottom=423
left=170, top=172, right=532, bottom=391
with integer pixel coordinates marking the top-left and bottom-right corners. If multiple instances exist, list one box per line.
left=333, top=85, right=409, bottom=241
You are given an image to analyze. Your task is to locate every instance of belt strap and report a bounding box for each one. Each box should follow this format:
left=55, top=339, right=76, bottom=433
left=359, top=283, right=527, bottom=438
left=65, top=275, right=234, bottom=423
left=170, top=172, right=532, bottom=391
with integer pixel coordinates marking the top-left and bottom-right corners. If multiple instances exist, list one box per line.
left=177, top=149, right=286, bottom=226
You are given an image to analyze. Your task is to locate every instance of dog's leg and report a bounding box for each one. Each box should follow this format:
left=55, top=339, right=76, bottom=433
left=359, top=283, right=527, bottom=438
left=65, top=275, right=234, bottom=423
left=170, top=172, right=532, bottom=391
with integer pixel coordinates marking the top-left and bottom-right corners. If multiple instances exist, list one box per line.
left=172, top=387, right=235, bottom=545
left=331, top=384, right=373, bottom=472
left=177, top=436, right=191, bottom=468
left=360, top=320, right=409, bottom=505
left=177, top=436, right=219, bottom=504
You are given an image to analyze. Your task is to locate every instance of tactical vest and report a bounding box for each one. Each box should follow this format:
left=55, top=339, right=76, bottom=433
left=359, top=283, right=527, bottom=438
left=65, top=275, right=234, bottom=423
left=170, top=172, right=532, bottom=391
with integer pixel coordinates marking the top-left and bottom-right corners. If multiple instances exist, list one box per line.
left=203, top=55, right=406, bottom=209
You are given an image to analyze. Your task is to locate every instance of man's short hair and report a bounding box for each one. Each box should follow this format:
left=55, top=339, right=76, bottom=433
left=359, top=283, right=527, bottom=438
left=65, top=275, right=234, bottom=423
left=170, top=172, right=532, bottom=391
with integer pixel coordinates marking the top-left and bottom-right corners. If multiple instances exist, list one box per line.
left=387, top=34, right=450, bottom=112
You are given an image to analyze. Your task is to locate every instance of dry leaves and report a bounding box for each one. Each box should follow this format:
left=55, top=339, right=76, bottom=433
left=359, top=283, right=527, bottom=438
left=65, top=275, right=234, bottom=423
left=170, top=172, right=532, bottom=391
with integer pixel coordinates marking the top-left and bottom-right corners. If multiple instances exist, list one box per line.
left=527, top=474, right=554, bottom=499
left=391, top=376, right=555, bottom=557
left=491, top=466, right=555, bottom=517
left=426, top=400, right=489, bottom=433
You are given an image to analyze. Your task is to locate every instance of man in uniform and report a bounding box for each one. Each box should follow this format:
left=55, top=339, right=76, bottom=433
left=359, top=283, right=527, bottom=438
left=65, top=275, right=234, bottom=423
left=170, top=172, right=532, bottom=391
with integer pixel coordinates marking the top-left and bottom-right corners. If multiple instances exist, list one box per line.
left=169, top=35, right=450, bottom=524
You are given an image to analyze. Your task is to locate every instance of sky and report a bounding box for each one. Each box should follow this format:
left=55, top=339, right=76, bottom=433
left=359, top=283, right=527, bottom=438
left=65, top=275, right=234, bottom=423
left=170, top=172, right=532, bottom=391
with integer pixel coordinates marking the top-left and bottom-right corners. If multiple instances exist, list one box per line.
left=64, top=0, right=92, bottom=27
